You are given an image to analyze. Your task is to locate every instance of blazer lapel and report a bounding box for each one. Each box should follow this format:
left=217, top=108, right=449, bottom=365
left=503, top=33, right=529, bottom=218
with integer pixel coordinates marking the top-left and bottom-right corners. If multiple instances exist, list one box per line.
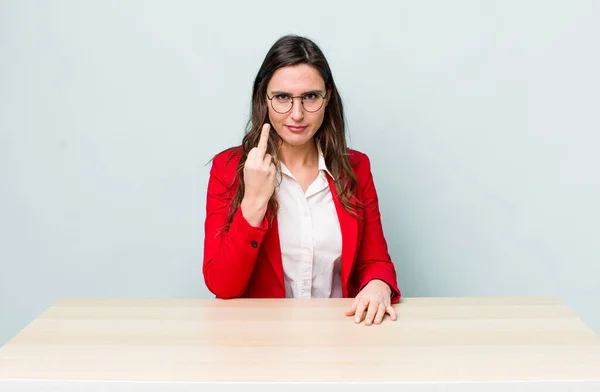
left=326, top=176, right=358, bottom=297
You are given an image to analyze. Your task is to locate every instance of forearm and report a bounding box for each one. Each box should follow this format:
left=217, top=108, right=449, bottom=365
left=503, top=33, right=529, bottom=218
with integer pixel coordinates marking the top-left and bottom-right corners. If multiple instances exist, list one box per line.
left=240, top=196, right=268, bottom=228
left=203, top=207, right=268, bottom=298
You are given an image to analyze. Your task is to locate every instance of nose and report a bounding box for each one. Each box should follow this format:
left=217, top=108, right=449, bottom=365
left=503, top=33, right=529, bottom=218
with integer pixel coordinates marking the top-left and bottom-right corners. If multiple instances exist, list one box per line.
left=290, top=97, right=304, bottom=121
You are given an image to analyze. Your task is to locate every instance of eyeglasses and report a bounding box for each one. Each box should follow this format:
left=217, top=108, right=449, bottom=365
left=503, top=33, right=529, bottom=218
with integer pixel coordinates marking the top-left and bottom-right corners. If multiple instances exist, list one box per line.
left=266, top=92, right=327, bottom=114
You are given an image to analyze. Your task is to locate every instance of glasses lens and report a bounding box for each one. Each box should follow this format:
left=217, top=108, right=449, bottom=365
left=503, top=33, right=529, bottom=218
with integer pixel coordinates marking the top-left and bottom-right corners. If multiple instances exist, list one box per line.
left=303, top=95, right=324, bottom=112
left=272, top=96, right=292, bottom=113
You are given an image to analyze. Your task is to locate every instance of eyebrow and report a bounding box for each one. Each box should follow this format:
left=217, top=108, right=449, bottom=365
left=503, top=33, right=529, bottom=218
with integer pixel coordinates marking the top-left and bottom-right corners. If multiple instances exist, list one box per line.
left=269, top=89, right=324, bottom=96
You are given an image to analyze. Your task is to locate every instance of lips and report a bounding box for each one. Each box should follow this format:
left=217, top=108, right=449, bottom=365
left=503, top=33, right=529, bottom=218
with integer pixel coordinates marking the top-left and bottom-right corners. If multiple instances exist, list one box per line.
left=286, top=125, right=307, bottom=133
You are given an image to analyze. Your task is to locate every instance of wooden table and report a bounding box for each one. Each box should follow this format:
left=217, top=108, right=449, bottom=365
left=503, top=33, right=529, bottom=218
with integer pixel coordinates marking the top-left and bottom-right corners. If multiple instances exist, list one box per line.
left=0, top=297, right=599, bottom=391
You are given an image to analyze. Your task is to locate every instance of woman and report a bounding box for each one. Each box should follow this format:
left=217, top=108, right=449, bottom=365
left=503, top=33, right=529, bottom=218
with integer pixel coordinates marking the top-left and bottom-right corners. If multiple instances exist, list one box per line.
left=203, top=35, right=400, bottom=326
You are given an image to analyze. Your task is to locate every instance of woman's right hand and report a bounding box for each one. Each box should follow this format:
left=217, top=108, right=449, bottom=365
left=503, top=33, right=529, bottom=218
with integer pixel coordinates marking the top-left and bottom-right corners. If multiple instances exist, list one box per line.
left=241, top=124, right=277, bottom=227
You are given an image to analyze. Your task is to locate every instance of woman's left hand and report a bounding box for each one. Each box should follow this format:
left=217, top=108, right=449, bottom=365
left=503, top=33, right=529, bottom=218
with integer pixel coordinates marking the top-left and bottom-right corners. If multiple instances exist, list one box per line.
left=345, top=279, right=397, bottom=326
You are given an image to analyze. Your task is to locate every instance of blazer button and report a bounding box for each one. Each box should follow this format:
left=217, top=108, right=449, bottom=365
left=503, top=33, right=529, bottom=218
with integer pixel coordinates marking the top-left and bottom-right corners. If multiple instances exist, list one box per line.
left=250, top=240, right=258, bottom=248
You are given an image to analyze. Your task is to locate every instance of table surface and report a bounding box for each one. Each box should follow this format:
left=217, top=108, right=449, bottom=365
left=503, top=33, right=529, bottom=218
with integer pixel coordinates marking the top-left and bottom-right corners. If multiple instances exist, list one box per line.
left=1, top=297, right=599, bottom=387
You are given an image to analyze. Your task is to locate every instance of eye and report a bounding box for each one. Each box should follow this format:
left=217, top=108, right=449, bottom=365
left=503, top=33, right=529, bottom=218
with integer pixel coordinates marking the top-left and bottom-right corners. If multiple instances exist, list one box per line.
left=274, top=94, right=291, bottom=102
left=303, top=93, right=318, bottom=101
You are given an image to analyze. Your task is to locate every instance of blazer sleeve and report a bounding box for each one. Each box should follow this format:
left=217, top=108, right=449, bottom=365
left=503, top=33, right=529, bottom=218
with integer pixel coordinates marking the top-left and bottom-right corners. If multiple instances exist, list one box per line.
left=203, top=152, right=269, bottom=299
left=352, top=153, right=401, bottom=303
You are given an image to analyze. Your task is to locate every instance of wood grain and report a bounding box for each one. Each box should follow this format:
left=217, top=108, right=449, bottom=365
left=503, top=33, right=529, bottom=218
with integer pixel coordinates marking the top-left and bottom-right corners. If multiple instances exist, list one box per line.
left=1, top=297, right=599, bottom=383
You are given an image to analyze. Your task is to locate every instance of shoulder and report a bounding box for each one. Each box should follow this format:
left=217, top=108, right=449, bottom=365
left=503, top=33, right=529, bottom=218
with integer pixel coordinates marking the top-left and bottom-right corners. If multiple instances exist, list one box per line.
left=211, top=146, right=243, bottom=172
left=347, top=148, right=372, bottom=177
left=209, top=146, right=244, bottom=184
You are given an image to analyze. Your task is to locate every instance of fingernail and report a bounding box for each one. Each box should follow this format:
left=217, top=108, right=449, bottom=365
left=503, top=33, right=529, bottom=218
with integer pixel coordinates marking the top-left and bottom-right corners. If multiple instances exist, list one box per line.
left=355, top=317, right=360, bottom=323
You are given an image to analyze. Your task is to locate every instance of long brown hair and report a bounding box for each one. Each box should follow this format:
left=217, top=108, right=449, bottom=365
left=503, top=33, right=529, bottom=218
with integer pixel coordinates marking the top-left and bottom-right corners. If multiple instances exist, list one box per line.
left=217, top=34, right=361, bottom=232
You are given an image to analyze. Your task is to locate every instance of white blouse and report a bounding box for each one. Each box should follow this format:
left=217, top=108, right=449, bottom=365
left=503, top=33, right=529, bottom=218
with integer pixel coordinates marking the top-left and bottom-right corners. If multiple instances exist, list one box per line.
left=274, top=147, right=343, bottom=298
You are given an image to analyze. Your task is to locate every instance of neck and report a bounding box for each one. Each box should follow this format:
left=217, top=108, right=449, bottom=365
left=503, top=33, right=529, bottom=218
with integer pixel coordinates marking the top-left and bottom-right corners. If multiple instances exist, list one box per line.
left=278, top=140, right=318, bottom=169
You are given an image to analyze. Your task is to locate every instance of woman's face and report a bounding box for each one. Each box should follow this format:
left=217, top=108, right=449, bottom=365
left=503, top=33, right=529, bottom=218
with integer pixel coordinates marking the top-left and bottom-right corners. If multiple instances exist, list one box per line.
left=265, top=64, right=329, bottom=150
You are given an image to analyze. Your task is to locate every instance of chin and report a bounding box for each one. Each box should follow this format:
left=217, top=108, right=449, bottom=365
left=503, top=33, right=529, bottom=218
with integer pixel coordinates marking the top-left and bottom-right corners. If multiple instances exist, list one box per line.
left=281, top=134, right=314, bottom=147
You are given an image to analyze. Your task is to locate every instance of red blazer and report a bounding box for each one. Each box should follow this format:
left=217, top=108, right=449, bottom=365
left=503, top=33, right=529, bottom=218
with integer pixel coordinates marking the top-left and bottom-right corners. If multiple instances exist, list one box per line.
left=203, top=147, right=401, bottom=303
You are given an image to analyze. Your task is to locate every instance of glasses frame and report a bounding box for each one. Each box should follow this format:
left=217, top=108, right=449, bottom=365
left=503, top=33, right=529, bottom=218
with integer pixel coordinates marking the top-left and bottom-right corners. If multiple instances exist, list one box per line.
left=266, top=92, right=327, bottom=114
